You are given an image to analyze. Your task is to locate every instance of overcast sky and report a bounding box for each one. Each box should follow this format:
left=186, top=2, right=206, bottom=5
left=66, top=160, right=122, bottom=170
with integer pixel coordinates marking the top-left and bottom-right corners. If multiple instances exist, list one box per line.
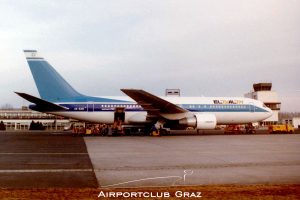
left=0, top=0, right=299, bottom=111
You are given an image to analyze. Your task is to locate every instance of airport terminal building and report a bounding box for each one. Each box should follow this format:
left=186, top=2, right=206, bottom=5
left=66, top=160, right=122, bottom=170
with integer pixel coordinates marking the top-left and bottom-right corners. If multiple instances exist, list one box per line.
left=0, top=107, right=70, bottom=131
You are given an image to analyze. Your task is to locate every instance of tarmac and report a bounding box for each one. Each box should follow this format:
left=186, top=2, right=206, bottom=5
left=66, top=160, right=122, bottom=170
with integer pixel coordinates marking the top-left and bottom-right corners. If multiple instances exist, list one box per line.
left=0, top=133, right=98, bottom=188
left=0, top=131, right=300, bottom=188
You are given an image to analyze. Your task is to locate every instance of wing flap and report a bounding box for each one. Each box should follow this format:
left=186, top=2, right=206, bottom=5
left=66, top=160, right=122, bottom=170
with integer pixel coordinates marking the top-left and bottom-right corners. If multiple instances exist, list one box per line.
left=121, top=89, right=188, bottom=115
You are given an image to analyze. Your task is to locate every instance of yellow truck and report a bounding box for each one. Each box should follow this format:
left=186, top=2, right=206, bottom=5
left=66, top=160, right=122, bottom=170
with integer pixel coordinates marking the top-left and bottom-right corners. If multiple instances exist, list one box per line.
left=268, top=124, right=294, bottom=134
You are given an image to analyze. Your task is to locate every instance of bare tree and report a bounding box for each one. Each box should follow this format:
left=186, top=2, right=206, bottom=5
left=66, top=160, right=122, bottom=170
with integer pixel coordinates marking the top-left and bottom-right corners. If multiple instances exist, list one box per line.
left=1, top=104, right=14, bottom=110
left=279, top=112, right=300, bottom=120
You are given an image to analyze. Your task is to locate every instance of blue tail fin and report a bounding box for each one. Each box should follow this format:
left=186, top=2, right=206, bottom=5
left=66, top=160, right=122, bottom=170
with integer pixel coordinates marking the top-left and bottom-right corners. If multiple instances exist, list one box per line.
left=24, top=50, right=83, bottom=101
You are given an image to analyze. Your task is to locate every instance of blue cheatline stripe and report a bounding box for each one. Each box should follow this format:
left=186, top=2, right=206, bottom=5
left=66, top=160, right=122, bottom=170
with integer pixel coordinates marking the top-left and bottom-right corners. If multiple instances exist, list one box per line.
left=55, top=103, right=268, bottom=113
left=26, top=57, right=44, bottom=60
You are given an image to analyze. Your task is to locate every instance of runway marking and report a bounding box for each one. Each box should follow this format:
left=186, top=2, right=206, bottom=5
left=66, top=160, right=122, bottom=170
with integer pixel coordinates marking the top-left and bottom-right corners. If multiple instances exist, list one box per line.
left=0, top=153, right=88, bottom=155
left=0, top=169, right=93, bottom=173
left=101, top=170, right=194, bottom=188
left=94, top=161, right=300, bottom=171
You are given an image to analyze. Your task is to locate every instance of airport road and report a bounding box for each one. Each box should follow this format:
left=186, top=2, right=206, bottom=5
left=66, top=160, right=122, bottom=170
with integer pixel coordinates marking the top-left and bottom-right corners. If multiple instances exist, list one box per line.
left=0, top=133, right=98, bottom=188
left=84, top=134, right=300, bottom=188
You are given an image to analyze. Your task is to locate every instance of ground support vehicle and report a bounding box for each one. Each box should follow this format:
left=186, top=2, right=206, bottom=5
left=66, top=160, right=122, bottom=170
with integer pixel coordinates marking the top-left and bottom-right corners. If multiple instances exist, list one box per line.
left=268, top=124, right=294, bottom=134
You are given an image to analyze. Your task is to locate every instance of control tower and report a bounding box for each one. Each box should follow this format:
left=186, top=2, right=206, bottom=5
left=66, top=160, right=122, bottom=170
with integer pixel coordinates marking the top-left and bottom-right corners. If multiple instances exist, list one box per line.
left=245, top=83, right=281, bottom=125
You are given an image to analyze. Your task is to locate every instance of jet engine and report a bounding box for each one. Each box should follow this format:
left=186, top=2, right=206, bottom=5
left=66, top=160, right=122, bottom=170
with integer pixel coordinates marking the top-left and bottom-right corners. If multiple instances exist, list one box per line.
left=179, top=113, right=217, bottom=129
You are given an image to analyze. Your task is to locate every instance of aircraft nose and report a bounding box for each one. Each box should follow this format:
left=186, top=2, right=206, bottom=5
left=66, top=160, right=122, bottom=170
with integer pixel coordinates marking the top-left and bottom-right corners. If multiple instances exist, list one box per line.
left=266, top=107, right=273, bottom=117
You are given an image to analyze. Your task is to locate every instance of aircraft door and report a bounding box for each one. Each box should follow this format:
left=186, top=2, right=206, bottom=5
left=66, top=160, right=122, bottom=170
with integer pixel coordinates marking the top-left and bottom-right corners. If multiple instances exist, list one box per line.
left=249, top=103, right=255, bottom=112
left=114, top=107, right=125, bottom=123
left=88, top=104, right=94, bottom=112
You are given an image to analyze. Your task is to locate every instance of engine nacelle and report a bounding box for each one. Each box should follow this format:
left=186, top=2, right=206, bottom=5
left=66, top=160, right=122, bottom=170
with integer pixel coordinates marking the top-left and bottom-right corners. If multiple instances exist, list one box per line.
left=179, top=113, right=217, bottom=129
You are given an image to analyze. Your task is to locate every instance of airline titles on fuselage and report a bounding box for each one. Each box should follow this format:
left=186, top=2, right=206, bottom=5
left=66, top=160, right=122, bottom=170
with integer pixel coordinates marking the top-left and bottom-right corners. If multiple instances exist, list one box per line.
left=213, top=100, right=243, bottom=105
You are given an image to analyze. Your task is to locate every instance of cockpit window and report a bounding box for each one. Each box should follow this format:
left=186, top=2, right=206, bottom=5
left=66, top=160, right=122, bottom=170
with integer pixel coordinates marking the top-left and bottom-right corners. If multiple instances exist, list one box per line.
left=263, top=103, right=267, bottom=108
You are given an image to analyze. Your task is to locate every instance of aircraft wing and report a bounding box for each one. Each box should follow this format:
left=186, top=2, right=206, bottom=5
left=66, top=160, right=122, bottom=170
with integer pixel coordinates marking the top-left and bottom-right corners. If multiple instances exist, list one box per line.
left=121, top=89, right=192, bottom=120
left=15, top=92, right=67, bottom=111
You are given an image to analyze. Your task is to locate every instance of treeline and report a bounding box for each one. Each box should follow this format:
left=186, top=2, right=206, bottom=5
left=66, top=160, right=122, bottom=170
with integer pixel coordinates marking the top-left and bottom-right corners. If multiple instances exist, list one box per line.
left=0, top=121, right=5, bottom=130
left=0, top=104, right=14, bottom=110
left=29, top=121, right=45, bottom=130
left=279, top=112, right=300, bottom=120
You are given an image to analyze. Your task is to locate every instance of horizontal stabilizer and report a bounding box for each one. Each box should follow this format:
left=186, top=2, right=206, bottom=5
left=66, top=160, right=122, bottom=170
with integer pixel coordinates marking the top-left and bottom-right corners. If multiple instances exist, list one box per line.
left=15, top=92, right=67, bottom=111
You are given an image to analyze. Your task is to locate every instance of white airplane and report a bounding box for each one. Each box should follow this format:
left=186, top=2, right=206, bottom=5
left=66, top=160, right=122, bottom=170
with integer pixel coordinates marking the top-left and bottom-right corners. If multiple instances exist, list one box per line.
left=16, top=50, right=272, bottom=132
